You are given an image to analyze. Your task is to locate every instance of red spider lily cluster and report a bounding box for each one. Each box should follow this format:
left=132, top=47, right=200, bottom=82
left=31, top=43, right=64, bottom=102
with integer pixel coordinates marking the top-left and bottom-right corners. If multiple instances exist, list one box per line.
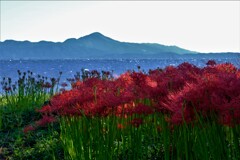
left=27, top=60, right=240, bottom=132
left=24, top=115, right=56, bottom=133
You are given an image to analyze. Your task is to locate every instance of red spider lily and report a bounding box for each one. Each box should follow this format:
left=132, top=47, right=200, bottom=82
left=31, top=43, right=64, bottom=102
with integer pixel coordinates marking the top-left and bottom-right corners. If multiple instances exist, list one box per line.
left=156, top=125, right=162, bottom=132
left=3, top=87, right=12, bottom=92
left=237, top=70, right=240, bottom=78
left=131, top=118, right=143, bottom=128
left=118, top=72, right=134, bottom=86
left=149, top=68, right=163, bottom=75
left=146, top=76, right=157, bottom=88
left=218, top=95, right=240, bottom=125
left=133, top=104, right=153, bottom=115
left=59, top=88, right=66, bottom=92
left=82, top=78, right=103, bottom=88
left=42, top=82, right=52, bottom=88
left=117, top=123, right=125, bottom=130
left=37, top=105, right=52, bottom=114
left=162, top=82, right=199, bottom=124
left=115, top=102, right=153, bottom=116
left=216, top=63, right=237, bottom=73
left=163, top=66, right=240, bottom=125
left=23, top=125, right=35, bottom=134
left=178, top=62, right=199, bottom=71
left=115, top=102, right=135, bottom=117
left=130, top=72, right=147, bottom=87
left=129, top=72, right=158, bottom=99
left=61, top=82, right=68, bottom=87
left=206, top=60, right=217, bottom=66
left=35, top=115, right=56, bottom=127
left=49, top=88, right=96, bottom=115
left=71, top=81, right=82, bottom=89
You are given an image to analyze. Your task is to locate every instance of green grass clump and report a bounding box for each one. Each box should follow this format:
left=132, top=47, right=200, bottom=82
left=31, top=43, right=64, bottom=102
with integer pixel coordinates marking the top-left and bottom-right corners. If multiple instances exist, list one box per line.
left=0, top=71, right=63, bottom=160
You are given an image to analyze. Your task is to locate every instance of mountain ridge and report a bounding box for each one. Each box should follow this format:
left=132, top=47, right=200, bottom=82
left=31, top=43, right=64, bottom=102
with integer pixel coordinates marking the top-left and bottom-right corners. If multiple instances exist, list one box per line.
left=0, top=32, right=239, bottom=60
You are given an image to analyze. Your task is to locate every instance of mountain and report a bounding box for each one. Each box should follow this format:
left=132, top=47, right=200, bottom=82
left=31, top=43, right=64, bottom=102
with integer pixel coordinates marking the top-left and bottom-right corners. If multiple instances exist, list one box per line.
left=0, top=32, right=239, bottom=59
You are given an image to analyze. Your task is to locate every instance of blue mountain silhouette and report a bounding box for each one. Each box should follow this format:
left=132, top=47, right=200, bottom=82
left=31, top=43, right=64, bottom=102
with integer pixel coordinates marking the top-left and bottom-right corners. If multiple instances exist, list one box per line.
left=0, top=32, right=239, bottom=59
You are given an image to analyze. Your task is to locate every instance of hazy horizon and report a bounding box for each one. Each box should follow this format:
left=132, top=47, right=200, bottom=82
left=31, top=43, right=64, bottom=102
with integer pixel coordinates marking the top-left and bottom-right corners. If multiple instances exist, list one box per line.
left=1, top=1, right=240, bottom=53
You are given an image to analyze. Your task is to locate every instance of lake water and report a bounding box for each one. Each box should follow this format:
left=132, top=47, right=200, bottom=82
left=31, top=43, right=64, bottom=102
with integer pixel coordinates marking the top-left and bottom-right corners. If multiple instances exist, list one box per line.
left=0, top=58, right=239, bottom=87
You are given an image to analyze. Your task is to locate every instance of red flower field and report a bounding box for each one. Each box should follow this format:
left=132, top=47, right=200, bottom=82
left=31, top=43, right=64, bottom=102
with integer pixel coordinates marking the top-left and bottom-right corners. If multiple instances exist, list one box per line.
left=36, top=60, right=240, bottom=126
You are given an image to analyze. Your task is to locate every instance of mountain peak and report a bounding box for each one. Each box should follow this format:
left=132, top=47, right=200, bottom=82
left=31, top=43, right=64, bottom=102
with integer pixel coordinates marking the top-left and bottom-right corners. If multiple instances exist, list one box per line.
left=78, top=32, right=118, bottom=44
left=88, top=32, right=104, bottom=37
left=82, top=32, right=107, bottom=39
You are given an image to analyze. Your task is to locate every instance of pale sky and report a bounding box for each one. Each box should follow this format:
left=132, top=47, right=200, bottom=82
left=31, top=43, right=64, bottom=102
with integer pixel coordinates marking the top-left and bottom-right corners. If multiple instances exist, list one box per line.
left=1, top=1, right=240, bottom=53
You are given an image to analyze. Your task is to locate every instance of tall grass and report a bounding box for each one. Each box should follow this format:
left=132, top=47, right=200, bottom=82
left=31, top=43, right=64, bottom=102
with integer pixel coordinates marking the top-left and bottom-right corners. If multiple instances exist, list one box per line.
left=0, top=70, right=63, bottom=159
left=59, top=112, right=240, bottom=159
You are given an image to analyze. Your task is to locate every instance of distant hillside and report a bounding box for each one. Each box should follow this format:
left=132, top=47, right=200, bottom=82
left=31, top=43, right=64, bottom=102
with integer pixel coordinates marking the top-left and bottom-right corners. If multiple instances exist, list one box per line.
left=0, top=32, right=239, bottom=59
